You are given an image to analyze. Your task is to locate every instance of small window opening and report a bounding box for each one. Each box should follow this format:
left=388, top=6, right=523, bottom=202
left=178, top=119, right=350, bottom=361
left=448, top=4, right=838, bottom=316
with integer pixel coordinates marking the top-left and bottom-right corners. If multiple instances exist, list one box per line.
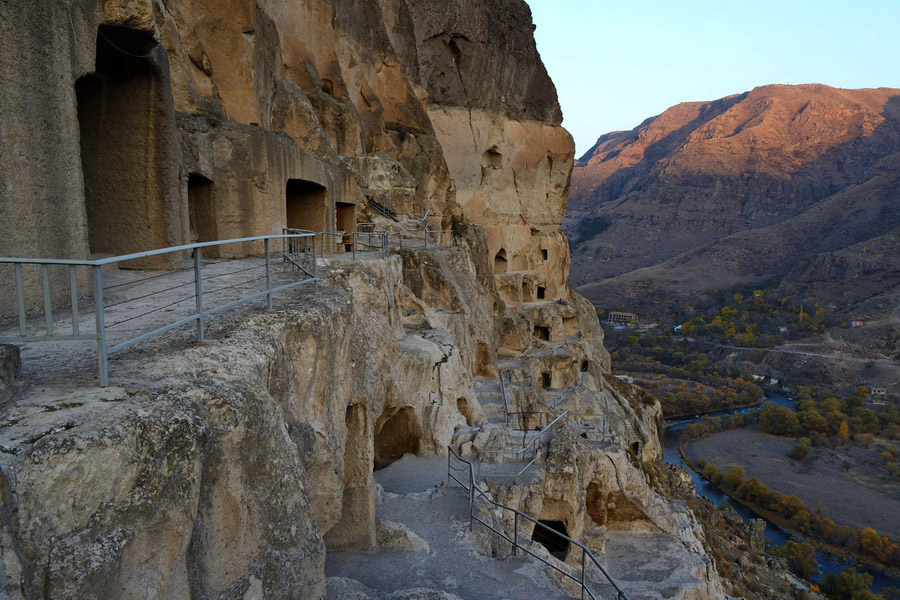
left=536, top=286, right=546, bottom=300
left=541, top=248, right=549, bottom=260
left=534, top=325, right=550, bottom=341
left=541, top=372, right=552, bottom=389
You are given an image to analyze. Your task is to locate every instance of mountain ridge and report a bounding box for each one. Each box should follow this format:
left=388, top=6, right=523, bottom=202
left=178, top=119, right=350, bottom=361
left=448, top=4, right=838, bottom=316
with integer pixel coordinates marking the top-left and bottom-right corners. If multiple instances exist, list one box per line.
left=565, top=83, right=900, bottom=313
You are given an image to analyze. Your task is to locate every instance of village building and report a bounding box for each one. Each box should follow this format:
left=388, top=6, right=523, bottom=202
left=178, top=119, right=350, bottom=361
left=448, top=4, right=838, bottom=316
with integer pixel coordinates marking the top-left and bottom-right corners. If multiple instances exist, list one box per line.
left=606, top=311, right=638, bottom=326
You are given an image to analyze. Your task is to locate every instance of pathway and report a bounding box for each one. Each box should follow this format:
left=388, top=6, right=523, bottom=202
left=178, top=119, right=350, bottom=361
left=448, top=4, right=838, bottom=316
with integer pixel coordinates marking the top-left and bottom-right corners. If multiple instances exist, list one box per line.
left=325, top=455, right=573, bottom=600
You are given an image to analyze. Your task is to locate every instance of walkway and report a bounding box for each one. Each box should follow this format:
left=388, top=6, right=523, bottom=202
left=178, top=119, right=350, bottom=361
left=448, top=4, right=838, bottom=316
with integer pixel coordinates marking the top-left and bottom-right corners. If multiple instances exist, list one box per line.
left=325, top=455, right=572, bottom=600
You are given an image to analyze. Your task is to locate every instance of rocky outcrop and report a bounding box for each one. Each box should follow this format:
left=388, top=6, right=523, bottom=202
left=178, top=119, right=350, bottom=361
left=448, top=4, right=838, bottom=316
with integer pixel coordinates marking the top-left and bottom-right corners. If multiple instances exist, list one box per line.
left=0, top=0, right=746, bottom=599
left=0, top=250, right=487, bottom=599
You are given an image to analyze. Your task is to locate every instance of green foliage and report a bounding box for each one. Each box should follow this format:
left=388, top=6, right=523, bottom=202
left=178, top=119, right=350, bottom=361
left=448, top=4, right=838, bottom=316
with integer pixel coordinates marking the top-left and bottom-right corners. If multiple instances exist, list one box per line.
left=772, top=540, right=819, bottom=578
left=790, top=439, right=811, bottom=462
left=822, top=568, right=882, bottom=600
left=608, top=335, right=764, bottom=417
left=653, top=281, right=838, bottom=347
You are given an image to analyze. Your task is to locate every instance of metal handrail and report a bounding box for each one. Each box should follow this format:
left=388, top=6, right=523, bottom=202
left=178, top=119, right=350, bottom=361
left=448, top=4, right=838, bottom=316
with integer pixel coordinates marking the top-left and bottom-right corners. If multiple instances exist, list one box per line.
left=475, top=410, right=569, bottom=481
left=1, top=233, right=316, bottom=386
left=447, top=447, right=632, bottom=600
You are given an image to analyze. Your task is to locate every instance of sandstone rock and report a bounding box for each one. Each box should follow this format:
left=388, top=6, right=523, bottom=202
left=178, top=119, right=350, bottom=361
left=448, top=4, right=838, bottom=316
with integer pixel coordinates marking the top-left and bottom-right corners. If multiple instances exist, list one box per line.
left=376, top=520, right=430, bottom=552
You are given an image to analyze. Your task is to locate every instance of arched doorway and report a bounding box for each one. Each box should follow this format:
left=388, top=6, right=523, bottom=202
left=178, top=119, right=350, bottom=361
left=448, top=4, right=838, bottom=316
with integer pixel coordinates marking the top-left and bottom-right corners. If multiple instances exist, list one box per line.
left=373, top=407, right=422, bottom=471
left=494, top=249, right=508, bottom=274
left=532, top=520, right=570, bottom=561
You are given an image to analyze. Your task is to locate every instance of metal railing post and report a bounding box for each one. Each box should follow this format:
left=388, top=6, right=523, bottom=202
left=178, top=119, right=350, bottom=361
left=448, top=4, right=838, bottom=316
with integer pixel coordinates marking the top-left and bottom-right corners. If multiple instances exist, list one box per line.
left=264, top=238, right=273, bottom=310
left=194, top=248, right=205, bottom=342
left=382, top=232, right=387, bottom=259
left=313, top=234, right=319, bottom=295
left=15, top=263, right=26, bottom=336
left=41, top=265, right=52, bottom=336
left=69, top=266, right=79, bottom=336
left=513, top=512, right=518, bottom=555
left=469, top=467, right=475, bottom=531
left=352, top=233, right=357, bottom=260
left=581, top=549, right=587, bottom=600
left=92, top=265, right=108, bottom=387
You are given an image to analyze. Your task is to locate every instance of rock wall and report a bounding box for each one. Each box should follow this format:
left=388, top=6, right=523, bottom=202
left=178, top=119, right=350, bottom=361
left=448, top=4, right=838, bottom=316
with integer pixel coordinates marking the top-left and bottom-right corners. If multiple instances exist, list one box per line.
left=0, top=249, right=488, bottom=599
left=0, top=1, right=732, bottom=599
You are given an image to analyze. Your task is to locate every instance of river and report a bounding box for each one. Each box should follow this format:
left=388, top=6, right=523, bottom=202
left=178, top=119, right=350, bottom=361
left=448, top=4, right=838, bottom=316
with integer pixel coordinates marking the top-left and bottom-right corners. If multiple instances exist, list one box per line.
left=663, top=395, right=898, bottom=593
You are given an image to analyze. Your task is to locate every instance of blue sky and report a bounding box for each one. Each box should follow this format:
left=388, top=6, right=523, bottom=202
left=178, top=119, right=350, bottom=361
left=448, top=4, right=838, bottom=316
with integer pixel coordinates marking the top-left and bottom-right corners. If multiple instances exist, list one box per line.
left=526, top=0, right=900, bottom=157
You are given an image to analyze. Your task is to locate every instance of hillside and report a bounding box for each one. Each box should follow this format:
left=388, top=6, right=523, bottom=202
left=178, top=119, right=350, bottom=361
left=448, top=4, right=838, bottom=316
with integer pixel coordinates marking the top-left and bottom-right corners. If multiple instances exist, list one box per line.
left=566, top=84, right=900, bottom=310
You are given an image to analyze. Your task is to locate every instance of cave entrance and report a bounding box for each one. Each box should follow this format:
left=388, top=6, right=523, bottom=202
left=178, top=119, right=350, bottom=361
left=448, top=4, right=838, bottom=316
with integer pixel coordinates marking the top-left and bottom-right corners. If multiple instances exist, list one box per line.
left=286, top=179, right=328, bottom=235
left=541, top=372, right=552, bottom=389
left=188, top=174, right=216, bottom=245
left=76, top=25, right=169, bottom=258
left=457, top=398, right=473, bottom=426
left=536, top=286, right=546, bottom=300
left=532, top=520, right=570, bottom=561
left=373, top=407, right=421, bottom=471
left=534, top=325, right=550, bottom=341
left=494, top=249, right=508, bottom=274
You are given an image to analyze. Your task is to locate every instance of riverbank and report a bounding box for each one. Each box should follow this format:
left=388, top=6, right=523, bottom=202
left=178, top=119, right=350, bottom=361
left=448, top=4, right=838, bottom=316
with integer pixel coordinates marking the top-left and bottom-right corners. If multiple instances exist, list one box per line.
left=663, top=398, right=764, bottom=421
left=678, top=442, right=900, bottom=579
left=685, top=428, right=900, bottom=540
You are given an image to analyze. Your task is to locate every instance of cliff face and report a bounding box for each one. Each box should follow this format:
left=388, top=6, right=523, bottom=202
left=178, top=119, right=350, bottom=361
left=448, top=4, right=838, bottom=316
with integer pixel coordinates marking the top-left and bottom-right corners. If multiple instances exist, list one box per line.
left=0, top=1, right=737, bottom=599
left=566, top=85, right=900, bottom=305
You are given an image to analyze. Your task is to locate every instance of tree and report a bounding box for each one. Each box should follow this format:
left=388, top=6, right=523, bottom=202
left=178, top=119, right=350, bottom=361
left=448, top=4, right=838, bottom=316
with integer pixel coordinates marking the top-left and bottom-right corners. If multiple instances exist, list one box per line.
left=772, top=541, right=819, bottom=578
left=856, top=433, right=874, bottom=449
left=859, top=528, right=883, bottom=556
left=724, top=466, right=745, bottom=488
left=822, top=568, right=876, bottom=600
left=839, top=420, right=850, bottom=446
left=790, top=440, right=811, bottom=462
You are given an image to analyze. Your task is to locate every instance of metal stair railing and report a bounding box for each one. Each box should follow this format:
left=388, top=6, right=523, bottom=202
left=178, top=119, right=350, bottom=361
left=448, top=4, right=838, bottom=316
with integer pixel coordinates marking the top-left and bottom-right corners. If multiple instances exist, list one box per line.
left=475, top=410, right=568, bottom=481
left=368, top=199, right=399, bottom=221
left=447, top=446, right=633, bottom=600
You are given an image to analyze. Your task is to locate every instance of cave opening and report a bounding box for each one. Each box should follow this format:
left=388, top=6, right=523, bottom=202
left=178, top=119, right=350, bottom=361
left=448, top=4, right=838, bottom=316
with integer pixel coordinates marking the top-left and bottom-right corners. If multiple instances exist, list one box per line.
left=532, top=520, right=570, bottom=561
left=76, top=25, right=168, bottom=258
left=534, top=325, right=550, bottom=341
left=541, top=371, right=552, bottom=389
left=286, top=179, right=328, bottom=233
left=536, top=285, right=546, bottom=300
left=456, top=398, right=473, bottom=426
left=494, top=248, right=508, bottom=274
left=373, top=406, right=421, bottom=471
